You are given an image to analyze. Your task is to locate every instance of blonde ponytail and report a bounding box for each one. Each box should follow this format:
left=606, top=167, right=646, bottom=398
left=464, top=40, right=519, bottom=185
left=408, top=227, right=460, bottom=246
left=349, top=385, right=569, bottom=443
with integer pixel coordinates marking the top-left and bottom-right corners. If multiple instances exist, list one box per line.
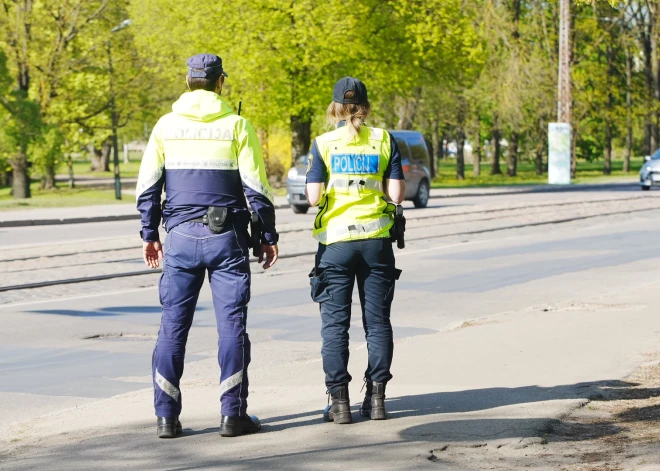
left=326, top=90, right=371, bottom=140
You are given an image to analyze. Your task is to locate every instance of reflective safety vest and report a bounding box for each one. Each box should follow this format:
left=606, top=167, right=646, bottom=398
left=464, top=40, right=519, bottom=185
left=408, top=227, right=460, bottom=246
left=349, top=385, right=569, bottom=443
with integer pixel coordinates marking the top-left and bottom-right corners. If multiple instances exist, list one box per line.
left=312, top=125, right=394, bottom=245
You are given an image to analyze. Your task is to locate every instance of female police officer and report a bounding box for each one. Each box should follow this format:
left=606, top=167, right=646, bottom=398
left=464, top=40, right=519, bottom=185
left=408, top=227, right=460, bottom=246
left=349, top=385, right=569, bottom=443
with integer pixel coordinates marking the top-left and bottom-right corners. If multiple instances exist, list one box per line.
left=306, top=76, right=405, bottom=424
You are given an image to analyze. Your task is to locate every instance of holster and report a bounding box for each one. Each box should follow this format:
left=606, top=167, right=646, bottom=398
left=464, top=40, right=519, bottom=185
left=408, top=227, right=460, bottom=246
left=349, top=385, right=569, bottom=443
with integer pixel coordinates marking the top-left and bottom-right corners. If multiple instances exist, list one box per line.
left=389, top=205, right=406, bottom=249
left=204, top=206, right=229, bottom=234
left=249, top=212, right=263, bottom=257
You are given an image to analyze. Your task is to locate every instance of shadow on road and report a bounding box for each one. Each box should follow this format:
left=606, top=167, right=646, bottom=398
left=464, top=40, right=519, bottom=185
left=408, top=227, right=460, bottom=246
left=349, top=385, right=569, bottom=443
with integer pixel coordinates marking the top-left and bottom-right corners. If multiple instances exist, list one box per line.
left=4, top=379, right=660, bottom=470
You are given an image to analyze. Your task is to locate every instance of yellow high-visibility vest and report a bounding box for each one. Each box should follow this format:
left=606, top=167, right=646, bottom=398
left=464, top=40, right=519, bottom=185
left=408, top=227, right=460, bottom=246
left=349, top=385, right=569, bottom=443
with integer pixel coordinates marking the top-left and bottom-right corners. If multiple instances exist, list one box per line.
left=312, top=125, right=394, bottom=245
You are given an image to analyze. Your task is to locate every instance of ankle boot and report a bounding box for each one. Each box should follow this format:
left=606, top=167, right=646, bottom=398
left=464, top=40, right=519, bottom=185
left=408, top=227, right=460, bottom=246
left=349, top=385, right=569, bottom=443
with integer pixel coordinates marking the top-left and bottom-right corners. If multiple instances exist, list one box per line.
left=370, top=382, right=387, bottom=420
left=323, top=384, right=352, bottom=424
left=359, top=381, right=373, bottom=418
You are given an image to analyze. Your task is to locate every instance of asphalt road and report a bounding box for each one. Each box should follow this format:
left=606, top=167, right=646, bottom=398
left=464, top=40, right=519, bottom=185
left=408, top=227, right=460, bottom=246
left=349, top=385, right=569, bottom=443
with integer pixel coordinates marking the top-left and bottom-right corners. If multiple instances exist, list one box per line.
left=2, top=184, right=660, bottom=469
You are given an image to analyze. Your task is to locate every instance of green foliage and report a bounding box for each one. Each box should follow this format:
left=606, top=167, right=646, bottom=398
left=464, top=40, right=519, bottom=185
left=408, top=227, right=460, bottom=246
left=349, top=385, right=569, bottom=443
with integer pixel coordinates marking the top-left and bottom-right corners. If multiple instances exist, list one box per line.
left=0, top=0, right=651, bottom=197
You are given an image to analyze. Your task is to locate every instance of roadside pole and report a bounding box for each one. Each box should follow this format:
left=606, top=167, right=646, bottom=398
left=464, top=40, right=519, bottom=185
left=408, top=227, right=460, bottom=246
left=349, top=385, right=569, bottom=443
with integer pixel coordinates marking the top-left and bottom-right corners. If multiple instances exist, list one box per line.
left=549, top=0, right=571, bottom=185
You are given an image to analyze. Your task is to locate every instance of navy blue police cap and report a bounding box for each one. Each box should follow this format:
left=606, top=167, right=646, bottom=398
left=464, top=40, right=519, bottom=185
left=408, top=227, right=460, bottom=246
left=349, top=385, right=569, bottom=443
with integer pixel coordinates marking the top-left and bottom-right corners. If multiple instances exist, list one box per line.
left=186, top=53, right=228, bottom=79
left=332, top=76, right=368, bottom=105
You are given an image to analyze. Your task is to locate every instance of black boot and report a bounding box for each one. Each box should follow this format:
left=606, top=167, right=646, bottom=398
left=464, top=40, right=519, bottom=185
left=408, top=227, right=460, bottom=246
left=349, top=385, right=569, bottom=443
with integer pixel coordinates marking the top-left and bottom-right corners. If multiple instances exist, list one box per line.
left=323, top=385, right=352, bottom=424
left=360, top=382, right=387, bottom=420
left=157, top=416, right=183, bottom=438
left=370, top=382, right=387, bottom=420
left=219, top=414, right=261, bottom=437
left=359, top=381, right=372, bottom=418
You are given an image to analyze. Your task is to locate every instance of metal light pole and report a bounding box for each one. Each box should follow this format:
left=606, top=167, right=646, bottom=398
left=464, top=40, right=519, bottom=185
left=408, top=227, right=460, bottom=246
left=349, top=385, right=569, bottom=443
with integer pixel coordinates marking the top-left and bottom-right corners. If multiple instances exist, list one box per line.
left=108, top=19, right=132, bottom=200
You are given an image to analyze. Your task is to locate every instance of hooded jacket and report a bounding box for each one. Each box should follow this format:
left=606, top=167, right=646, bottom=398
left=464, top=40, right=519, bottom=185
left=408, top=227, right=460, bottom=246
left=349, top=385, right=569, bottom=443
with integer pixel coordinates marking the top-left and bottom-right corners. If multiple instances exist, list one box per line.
left=136, top=90, right=278, bottom=244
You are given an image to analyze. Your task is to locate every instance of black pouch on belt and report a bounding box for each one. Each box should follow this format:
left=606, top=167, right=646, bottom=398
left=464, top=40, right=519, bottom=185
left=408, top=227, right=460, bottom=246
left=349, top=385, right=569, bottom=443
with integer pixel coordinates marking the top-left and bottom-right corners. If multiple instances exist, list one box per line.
left=205, top=206, right=229, bottom=234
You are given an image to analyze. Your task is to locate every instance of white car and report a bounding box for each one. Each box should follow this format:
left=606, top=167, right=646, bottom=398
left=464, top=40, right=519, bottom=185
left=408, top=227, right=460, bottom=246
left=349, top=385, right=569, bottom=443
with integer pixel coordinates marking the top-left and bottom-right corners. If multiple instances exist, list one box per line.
left=640, top=149, right=660, bottom=190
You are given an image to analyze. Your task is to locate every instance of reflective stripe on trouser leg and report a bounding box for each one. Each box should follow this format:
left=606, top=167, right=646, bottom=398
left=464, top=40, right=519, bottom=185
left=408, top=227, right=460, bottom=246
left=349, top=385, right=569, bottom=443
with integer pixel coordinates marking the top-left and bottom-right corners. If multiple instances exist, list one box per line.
left=216, top=305, right=251, bottom=416
left=207, top=233, right=252, bottom=417
left=152, top=258, right=205, bottom=417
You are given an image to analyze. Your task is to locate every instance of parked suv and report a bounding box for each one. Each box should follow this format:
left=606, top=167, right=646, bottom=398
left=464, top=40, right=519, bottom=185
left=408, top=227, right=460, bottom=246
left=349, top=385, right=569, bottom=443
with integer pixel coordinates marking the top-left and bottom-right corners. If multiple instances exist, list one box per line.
left=286, top=130, right=432, bottom=213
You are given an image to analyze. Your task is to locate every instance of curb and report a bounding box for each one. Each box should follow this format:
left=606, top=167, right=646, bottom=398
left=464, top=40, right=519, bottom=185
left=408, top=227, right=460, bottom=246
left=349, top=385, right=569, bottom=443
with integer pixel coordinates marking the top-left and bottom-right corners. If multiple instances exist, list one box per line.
left=0, top=182, right=639, bottom=228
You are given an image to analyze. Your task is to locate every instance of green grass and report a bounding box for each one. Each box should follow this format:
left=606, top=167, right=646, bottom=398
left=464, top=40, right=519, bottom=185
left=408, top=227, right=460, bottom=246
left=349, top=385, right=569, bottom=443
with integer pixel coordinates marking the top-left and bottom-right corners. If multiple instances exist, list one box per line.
left=432, top=157, right=643, bottom=188
left=0, top=183, right=127, bottom=210
left=0, top=156, right=644, bottom=210
left=69, top=156, right=141, bottom=179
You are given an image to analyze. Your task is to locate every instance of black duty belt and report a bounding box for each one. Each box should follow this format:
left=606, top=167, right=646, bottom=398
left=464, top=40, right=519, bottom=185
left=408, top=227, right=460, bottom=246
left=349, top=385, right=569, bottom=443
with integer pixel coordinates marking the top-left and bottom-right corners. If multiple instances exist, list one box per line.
left=189, top=207, right=231, bottom=234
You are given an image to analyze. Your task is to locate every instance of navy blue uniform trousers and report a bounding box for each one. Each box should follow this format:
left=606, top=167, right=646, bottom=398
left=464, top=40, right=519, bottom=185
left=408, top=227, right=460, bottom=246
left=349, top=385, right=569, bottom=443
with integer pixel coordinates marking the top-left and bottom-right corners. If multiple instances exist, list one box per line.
left=153, top=221, right=251, bottom=418
left=311, top=238, right=399, bottom=393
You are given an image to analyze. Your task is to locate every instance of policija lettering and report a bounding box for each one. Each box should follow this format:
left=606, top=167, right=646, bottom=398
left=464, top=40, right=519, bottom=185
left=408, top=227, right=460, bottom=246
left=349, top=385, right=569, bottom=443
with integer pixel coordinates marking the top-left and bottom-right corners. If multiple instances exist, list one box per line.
left=330, top=154, right=379, bottom=174
left=163, top=127, right=234, bottom=141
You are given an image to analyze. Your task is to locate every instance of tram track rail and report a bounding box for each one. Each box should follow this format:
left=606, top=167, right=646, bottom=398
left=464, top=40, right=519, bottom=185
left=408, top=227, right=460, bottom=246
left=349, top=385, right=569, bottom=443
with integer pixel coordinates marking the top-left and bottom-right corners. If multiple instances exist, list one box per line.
left=2, top=194, right=656, bottom=264
left=2, top=201, right=659, bottom=293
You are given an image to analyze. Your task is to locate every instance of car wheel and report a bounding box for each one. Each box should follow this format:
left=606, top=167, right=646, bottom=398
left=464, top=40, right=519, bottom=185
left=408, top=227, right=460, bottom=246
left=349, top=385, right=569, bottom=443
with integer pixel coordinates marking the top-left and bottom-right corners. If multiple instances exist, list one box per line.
left=413, top=179, right=429, bottom=208
left=292, top=204, right=309, bottom=214
left=642, top=184, right=651, bottom=191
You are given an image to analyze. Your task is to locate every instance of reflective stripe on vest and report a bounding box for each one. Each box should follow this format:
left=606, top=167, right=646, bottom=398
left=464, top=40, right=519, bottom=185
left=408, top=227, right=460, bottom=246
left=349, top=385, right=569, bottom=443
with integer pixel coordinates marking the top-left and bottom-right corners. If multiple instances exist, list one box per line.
left=313, top=216, right=392, bottom=243
left=326, top=177, right=383, bottom=193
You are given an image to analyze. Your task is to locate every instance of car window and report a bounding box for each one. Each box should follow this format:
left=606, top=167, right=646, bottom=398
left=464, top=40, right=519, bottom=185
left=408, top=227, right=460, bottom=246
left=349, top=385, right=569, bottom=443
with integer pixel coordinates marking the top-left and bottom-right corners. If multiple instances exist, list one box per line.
left=295, top=154, right=309, bottom=166
left=652, top=149, right=660, bottom=160
left=393, top=138, right=411, bottom=163
left=406, top=134, right=430, bottom=165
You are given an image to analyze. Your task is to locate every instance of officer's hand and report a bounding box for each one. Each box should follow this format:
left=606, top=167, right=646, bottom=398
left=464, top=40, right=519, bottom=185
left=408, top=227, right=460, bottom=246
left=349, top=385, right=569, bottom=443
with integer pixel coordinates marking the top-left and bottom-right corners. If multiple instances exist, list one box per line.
left=143, top=241, right=163, bottom=269
left=259, top=243, right=278, bottom=270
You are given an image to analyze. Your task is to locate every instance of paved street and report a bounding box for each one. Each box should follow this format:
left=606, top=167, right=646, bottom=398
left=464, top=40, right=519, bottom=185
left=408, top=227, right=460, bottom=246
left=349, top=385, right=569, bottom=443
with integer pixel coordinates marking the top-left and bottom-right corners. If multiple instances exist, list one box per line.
left=1, top=184, right=660, bottom=469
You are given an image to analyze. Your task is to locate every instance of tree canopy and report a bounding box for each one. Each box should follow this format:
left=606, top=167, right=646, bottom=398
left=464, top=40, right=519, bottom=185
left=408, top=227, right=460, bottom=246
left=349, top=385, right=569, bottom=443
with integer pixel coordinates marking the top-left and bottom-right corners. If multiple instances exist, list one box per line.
left=0, top=0, right=653, bottom=197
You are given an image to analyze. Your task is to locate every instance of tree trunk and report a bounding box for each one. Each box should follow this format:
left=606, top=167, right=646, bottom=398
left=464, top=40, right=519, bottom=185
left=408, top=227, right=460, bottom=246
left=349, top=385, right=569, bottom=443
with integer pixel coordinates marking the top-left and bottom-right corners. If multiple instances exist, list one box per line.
left=41, top=168, right=56, bottom=190
left=11, top=150, right=31, bottom=199
left=395, top=89, right=421, bottom=130
left=507, top=132, right=518, bottom=177
left=604, top=44, right=614, bottom=175
left=90, top=140, right=111, bottom=172
left=604, top=121, right=612, bottom=175
left=653, top=9, right=660, bottom=151
left=625, top=47, right=633, bottom=173
left=456, top=131, right=465, bottom=180
left=473, top=127, right=481, bottom=177
left=535, top=146, right=544, bottom=175
left=430, top=118, right=440, bottom=178
left=536, top=117, right=545, bottom=175
left=290, top=116, right=311, bottom=165
left=0, top=169, right=9, bottom=187
left=67, top=156, right=75, bottom=189
left=644, top=117, right=652, bottom=157
left=643, top=20, right=657, bottom=153
left=491, top=127, right=502, bottom=175
left=456, top=98, right=466, bottom=180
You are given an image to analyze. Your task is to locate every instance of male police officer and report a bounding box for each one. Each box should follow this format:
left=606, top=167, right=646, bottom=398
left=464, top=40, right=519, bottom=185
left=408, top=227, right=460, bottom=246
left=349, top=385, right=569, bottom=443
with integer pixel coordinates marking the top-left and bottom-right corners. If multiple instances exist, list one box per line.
left=136, top=53, right=279, bottom=438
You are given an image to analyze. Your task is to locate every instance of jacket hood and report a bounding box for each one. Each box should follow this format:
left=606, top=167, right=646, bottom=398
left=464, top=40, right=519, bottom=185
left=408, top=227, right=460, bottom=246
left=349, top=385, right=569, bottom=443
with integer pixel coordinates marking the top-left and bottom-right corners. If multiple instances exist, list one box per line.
left=172, top=90, right=233, bottom=122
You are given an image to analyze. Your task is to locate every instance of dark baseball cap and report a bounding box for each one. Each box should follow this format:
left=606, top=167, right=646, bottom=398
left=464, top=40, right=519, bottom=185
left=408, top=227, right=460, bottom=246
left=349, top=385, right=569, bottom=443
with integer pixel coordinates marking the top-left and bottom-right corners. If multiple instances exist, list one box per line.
left=186, top=53, right=228, bottom=79
left=332, top=76, right=368, bottom=104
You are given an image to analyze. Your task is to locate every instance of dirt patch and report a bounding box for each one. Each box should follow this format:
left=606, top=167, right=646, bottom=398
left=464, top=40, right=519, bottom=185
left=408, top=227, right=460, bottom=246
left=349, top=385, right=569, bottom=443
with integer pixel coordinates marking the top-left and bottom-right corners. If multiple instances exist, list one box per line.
left=428, top=355, right=660, bottom=470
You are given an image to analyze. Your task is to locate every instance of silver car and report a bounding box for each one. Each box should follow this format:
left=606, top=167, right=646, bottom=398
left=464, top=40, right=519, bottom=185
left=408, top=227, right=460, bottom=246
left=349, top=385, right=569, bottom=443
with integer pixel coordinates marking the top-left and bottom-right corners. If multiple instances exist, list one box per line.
left=640, top=149, right=660, bottom=190
left=286, top=130, right=432, bottom=213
